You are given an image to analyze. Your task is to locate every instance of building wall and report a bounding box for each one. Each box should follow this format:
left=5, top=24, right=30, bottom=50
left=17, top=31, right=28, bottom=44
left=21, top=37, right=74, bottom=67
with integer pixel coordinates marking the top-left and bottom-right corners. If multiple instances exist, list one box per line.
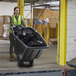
left=0, top=2, right=31, bottom=18
left=67, top=0, right=76, bottom=61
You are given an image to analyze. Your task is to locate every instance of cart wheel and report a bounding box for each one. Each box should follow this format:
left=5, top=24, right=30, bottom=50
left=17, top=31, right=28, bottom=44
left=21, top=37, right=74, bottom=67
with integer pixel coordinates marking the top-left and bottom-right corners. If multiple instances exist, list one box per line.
left=18, top=60, right=24, bottom=67
left=30, top=60, right=34, bottom=66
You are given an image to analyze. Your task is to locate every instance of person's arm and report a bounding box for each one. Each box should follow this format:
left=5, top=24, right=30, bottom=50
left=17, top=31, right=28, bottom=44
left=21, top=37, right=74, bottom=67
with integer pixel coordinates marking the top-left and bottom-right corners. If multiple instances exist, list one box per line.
left=10, top=16, right=16, bottom=27
left=10, top=16, right=14, bottom=27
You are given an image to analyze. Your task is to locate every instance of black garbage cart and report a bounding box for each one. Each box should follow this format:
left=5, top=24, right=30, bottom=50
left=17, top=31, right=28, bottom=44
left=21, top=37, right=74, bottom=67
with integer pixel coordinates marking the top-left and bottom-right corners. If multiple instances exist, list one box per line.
left=12, top=26, right=49, bottom=67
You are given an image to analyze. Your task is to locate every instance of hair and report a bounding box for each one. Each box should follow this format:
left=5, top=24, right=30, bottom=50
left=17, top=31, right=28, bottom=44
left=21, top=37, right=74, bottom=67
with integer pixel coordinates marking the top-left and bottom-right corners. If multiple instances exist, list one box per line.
left=14, top=7, right=19, bottom=11
left=14, top=7, right=19, bottom=14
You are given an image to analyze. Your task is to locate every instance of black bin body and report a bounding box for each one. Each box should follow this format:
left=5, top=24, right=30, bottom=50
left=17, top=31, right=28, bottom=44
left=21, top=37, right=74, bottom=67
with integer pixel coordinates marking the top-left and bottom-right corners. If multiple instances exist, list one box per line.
left=12, top=26, right=48, bottom=66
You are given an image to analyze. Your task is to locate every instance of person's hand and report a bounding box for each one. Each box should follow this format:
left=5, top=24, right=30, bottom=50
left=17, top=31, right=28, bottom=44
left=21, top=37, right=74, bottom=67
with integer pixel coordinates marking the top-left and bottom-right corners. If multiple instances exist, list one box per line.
left=25, top=25, right=29, bottom=27
left=12, top=24, right=17, bottom=27
left=13, top=26, right=16, bottom=27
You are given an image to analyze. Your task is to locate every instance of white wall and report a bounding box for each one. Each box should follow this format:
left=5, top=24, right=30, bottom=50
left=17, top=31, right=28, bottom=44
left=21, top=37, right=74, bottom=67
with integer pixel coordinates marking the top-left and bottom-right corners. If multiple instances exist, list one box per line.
left=0, top=2, right=31, bottom=18
left=67, top=0, right=76, bottom=61
left=0, top=2, right=17, bottom=16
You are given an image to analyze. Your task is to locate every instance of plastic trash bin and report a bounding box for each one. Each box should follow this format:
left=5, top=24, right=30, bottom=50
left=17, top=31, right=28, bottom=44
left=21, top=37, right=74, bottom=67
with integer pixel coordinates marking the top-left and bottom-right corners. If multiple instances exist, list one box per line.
left=12, top=26, right=49, bottom=67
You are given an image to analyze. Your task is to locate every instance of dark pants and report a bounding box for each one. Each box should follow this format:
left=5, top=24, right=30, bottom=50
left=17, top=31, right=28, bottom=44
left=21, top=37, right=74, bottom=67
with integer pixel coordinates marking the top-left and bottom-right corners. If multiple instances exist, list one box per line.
left=9, top=33, right=14, bottom=55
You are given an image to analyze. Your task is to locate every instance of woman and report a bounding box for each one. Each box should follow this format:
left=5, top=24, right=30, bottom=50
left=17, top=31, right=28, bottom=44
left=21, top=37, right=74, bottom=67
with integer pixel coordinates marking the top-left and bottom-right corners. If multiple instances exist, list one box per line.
left=9, top=7, right=26, bottom=61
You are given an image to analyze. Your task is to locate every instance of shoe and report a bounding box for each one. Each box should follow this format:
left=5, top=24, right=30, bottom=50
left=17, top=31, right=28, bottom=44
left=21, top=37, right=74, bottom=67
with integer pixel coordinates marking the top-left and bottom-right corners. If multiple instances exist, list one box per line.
left=10, top=54, right=14, bottom=62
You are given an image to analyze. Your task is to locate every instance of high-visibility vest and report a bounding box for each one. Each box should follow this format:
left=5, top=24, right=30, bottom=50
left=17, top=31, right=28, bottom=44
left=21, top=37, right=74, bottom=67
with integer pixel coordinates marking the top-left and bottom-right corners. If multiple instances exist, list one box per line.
left=9, top=15, right=21, bottom=33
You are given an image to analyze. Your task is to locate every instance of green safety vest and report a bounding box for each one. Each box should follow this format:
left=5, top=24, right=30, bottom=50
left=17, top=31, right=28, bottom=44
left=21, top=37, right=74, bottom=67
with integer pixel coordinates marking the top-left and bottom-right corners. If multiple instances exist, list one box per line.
left=9, top=15, right=21, bottom=33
